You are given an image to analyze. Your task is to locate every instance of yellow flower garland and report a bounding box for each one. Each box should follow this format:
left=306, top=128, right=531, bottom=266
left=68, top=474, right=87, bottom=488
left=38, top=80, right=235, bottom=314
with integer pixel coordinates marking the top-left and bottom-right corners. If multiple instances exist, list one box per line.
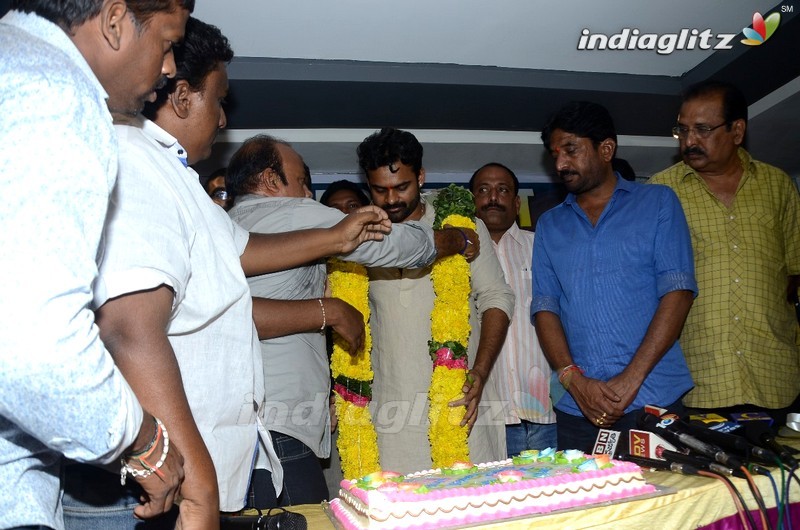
left=329, top=186, right=476, bottom=474
left=428, top=213, right=475, bottom=468
left=328, top=259, right=380, bottom=479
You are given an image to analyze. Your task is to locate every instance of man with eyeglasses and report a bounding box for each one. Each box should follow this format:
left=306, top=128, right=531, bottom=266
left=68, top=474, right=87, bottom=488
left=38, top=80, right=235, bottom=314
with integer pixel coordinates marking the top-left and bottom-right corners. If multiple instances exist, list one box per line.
left=650, top=80, right=800, bottom=419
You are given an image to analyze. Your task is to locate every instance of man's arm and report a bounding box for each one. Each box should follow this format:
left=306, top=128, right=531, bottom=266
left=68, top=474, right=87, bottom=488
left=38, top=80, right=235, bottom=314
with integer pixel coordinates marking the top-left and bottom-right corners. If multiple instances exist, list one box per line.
left=252, top=297, right=365, bottom=354
left=240, top=207, right=391, bottom=276
left=533, top=310, right=622, bottom=424
left=451, top=308, right=508, bottom=431
left=606, top=290, right=694, bottom=412
left=96, top=286, right=219, bottom=527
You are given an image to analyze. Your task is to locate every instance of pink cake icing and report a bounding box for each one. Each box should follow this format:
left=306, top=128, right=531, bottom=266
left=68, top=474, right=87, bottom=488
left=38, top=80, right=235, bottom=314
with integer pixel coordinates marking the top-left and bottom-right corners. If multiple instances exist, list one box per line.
left=329, top=451, right=655, bottom=529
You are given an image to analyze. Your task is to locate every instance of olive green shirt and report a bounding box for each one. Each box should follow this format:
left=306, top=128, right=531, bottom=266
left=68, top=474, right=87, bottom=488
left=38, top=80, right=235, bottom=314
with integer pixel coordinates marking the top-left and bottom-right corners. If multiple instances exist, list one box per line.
left=650, top=148, right=800, bottom=408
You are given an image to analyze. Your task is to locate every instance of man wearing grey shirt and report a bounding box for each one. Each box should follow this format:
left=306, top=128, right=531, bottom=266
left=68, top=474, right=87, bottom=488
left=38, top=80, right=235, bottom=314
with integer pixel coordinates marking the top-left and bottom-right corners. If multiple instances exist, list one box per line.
left=227, top=135, right=478, bottom=504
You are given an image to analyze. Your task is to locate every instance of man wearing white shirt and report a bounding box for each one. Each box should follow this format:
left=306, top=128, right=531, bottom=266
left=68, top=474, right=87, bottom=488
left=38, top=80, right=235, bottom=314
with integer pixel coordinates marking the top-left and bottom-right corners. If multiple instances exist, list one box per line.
left=470, top=163, right=557, bottom=455
left=62, top=18, right=392, bottom=528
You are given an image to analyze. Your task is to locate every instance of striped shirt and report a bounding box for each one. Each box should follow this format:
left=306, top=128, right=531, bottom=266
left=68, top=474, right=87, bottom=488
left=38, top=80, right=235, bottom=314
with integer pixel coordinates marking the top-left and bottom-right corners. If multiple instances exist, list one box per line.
left=492, top=224, right=556, bottom=425
left=650, top=148, right=800, bottom=408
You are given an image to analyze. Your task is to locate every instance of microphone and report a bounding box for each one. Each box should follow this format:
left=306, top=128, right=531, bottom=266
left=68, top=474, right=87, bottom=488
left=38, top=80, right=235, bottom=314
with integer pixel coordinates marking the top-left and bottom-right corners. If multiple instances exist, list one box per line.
left=659, top=449, right=745, bottom=478
left=637, top=413, right=744, bottom=469
left=620, top=453, right=699, bottom=475
left=683, top=421, right=749, bottom=452
left=743, top=421, right=798, bottom=468
left=685, top=420, right=778, bottom=465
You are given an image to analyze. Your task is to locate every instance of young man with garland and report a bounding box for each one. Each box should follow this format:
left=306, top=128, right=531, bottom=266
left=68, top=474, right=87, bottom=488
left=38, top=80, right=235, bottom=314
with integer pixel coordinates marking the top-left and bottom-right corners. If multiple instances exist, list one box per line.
left=225, top=134, right=477, bottom=503
left=358, top=127, right=514, bottom=474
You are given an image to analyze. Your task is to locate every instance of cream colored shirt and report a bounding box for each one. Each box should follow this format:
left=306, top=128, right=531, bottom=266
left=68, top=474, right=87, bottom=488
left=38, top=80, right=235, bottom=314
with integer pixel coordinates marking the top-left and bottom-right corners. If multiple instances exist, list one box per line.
left=368, top=192, right=515, bottom=473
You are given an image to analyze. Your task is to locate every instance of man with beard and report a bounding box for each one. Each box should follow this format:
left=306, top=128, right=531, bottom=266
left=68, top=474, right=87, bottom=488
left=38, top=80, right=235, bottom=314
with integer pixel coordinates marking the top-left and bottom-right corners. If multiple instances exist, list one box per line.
left=357, top=127, right=514, bottom=473
left=469, top=163, right=557, bottom=455
left=650, top=81, right=800, bottom=415
left=532, top=102, right=697, bottom=454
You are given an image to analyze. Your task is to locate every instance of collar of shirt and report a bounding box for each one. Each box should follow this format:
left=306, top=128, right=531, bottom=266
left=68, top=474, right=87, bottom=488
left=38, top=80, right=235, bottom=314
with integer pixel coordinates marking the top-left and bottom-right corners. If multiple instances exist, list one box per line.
left=496, top=222, right=528, bottom=249
left=4, top=10, right=109, bottom=105
left=562, top=173, right=634, bottom=222
left=679, top=147, right=756, bottom=184
left=141, top=117, right=190, bottom=167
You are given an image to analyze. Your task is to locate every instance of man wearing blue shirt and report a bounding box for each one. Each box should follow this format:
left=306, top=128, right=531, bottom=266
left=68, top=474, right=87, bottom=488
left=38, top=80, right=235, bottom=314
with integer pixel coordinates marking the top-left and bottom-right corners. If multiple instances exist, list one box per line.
left=531, top=101, right=697, bottom=453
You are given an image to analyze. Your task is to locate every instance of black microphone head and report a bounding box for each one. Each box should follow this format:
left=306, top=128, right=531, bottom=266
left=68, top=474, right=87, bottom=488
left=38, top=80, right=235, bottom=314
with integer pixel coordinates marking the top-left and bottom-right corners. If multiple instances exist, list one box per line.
left=742, top=421, right=795, bottom=467
left=683, top=421, right=749, bottom=453
left=742, top=421, right=775, bottom=444
left=637, top=411, right=661, bottom=430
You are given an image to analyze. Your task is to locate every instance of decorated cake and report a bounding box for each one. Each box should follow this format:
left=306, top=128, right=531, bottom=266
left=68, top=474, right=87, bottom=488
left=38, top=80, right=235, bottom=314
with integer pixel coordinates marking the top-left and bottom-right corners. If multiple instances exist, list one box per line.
left=329, top=449, right=655, bottom=529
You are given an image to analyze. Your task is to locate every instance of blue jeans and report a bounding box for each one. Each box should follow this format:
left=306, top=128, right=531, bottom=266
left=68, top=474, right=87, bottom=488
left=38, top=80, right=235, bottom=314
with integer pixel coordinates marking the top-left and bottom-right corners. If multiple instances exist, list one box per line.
left=505, top=421, right=558, bottom=457
left=555, top=400, right=686, bottom=456
left=247, top=432, right=330, bottom=508
left=62, top=464, right=178, bottom=530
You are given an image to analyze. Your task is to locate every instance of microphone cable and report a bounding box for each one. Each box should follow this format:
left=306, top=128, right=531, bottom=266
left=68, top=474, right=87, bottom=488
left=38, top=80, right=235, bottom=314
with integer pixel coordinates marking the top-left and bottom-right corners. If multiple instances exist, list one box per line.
left=739, top=465, right=772, bottom=530
left=786, top=465, right=799, bottom=530
left=697, top=469, right=757, bottom=530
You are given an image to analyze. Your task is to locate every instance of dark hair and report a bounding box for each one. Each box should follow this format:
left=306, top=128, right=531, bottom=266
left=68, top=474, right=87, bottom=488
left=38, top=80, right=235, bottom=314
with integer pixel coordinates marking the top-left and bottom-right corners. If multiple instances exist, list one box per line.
left=143, top=16, right=233, bottom=116
left=682, top=80, right=748, bottom=127
left=11, top=0, right=194, bottom=31
left=320, top=180, right=371, bottom=208
left=303, top=163, right=312, bottom=189
left=468, top=162, right=519, bottom=195
left=541, top=101, right=617, bottom=153
left=357, top=127, right=424, bottom=177
left=611, top=158, right=636, bottom=181
left=202, top=166, right=226, bottom=193
left=226, top=134, right=291, bottom=198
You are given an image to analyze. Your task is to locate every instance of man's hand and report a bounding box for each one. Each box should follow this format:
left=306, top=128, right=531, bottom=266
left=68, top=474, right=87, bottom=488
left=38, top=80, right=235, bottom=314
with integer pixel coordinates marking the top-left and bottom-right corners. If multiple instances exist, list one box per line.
left=435, top=226, right=480, bottom=262
left=130, top=430, right=185, bottom=520
left=174, top=456, right=220, bottom=530
left=458, top=227, right=480, bottom=262
left=333, top=206, right=392, bottom=254
left=330, top=395, right=338, bottom=433
left=327, top=297, right=366, bottom=354
left=606, top=370, right=645, bottom=414
left=567, top=373, right=624, bottom=427
left=449, top=368, right=487, bottom=434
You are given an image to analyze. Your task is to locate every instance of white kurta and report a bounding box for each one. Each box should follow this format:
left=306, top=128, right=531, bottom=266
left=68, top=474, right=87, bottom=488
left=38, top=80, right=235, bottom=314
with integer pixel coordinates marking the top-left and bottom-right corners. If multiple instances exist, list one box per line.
left=368, top=193, right=515, bottom=473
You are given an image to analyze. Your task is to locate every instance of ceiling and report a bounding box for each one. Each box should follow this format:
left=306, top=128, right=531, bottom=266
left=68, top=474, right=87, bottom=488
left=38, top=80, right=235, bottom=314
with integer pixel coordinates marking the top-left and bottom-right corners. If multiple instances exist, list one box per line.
left=3, top=0, right=798, bottom=185
left=187, top=0, right=800, bottom=185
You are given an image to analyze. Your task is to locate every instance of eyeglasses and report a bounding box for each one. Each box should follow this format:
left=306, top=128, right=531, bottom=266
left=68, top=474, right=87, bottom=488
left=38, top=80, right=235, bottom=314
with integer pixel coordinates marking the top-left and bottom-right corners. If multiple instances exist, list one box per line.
left=672, top=122, right=728, bottom=139
left=212, top=189, right=229, bottom=201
